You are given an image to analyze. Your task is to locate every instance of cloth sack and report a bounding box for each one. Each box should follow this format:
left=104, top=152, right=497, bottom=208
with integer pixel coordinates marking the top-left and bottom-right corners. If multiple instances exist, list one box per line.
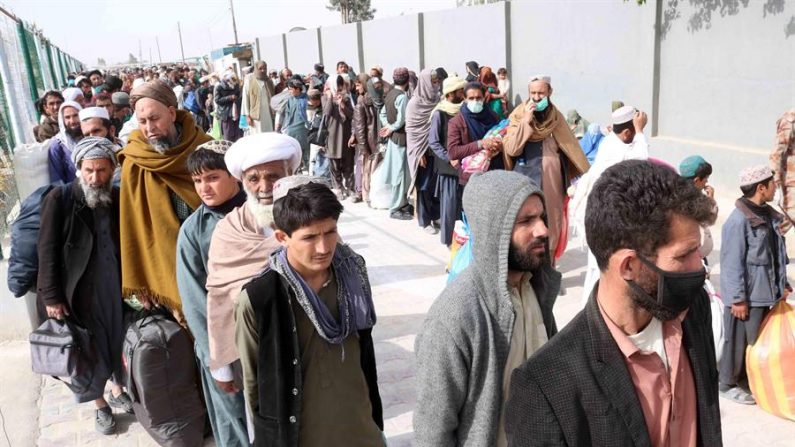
left=461, top=150, right=492, bottom=175
left=13, top=138, right=51, bottom=201
left=747, top=300, right=795, bottom=421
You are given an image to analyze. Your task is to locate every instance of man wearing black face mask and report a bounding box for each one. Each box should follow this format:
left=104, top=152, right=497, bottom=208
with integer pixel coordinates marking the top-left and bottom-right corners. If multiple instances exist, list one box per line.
left=505, top=160, right=721, bottom=447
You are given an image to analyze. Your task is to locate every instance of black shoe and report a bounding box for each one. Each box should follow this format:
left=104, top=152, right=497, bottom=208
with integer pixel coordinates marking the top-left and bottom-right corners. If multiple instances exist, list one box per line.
left=107, top=391, right=135, bottom=414
left=401, top=204, right=415, bottom=215
left=95, top=406, right=116, bottom=435
left=390, top=210, right=413, bottom=220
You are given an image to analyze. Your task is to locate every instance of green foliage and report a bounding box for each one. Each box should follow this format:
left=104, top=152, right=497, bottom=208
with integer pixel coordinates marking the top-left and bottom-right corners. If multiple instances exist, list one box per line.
left=327, top=0, right=376, bottom=24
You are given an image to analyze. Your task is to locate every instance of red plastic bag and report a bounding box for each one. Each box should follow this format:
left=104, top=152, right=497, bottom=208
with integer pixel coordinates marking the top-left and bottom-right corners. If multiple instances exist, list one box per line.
left=746, top=300, right=795, bottom=421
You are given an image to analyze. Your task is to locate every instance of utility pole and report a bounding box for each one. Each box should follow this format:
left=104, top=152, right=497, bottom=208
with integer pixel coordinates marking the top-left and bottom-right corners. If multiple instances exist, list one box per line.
left=138, top=38, right=142, bottom=64
left=149, top=47, right=153, bottom=65
left=155, top=36, right=162, bottom=63
left=177, top=21, right=186, bottom=63
left=229, top=0, right=239, bottom=45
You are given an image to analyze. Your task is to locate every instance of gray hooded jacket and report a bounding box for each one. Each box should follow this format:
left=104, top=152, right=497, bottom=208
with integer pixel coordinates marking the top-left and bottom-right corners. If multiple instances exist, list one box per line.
left=413, top=170, right=561, bottom=447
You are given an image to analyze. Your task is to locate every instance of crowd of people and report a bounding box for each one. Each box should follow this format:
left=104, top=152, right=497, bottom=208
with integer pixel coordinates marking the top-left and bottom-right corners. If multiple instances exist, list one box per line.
left=17, top=54, right=795, bottom=447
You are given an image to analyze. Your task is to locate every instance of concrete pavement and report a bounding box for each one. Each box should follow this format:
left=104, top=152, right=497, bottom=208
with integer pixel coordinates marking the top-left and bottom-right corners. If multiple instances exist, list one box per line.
left=0, top=198, right=794, bottom=446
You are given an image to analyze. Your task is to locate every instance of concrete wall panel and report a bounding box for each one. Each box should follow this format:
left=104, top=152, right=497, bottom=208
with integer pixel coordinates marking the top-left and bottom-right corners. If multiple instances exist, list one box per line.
left=509, top=0, right=656, bottom=128
left=362, top=14, right=421, bottom=82
left=423, top=2, right=506, bottom=77
left=256, top=34, right=285, bottom=71
left=321, top=23, right=361, bottom=74
left=657, top=1, right=795, bottom=149
left=285, top=28, right=320, bottom=74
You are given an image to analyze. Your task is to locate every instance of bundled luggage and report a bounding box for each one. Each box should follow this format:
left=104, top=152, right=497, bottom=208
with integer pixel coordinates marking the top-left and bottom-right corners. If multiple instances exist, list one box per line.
left=122, top=309, right=206, bottom=446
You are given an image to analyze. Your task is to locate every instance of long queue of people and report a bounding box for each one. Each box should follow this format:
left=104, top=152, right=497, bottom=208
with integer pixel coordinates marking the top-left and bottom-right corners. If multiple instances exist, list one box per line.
left=15, top=57, right=795, bottom=447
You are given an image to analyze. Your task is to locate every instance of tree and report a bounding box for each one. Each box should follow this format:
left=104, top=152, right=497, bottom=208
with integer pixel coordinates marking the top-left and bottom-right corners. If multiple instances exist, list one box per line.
left=456, top=0, right=503, bottom=6
left=128, top=53, right=138, bottom=64
left=327, top=0, right=375, bottom=24
left=97, top=58, right=106, bottom=66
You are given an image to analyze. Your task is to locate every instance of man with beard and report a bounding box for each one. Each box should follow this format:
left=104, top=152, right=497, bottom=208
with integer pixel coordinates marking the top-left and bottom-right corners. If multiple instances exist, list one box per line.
left=79, top=107, right=117, bottom=141
left=215, top=72, right=243, bottom=142
left=505, top=160, right=721, bottom=446
left=48, top=100, right=84, bottom=183
left=118, top=80, right=212, bottom=319
left=241, top=61, right=275, bottom=134
left=34, top=90, right=63, bottom=142
left=379, top=67, right=412, bottom=219
left=503, top=75, right=590, bottom=261
left=205, top=132, right=300, bottom=400
left=37, top=136, right=133, bottom=435
left=88, top=70, right=104, bottom=95
left=428, top=75, right=466, bottom=246
left=177, top=140, right=250, bottom=446
left=414, top=170, right=561, bottom=447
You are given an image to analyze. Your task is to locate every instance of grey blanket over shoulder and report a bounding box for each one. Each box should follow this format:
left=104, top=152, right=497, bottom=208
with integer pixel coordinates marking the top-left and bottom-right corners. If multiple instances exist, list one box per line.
left=413, top=170, right=561, bottom=446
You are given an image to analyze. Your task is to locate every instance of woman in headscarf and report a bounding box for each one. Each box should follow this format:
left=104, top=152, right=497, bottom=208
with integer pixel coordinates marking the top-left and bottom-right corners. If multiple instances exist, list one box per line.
left=480, top=66, right=506, bottom=120
left=278, top=79, right=310, bottom=172
left=322, top=74, right=355, bottom=197
left=464, top=61, right=480, bottom=83
left=406, top=68, right=442, bottom=233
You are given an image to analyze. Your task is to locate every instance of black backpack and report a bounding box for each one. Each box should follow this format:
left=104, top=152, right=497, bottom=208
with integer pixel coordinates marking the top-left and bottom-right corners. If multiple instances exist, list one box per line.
left=7, top=182, right=68, bottom=297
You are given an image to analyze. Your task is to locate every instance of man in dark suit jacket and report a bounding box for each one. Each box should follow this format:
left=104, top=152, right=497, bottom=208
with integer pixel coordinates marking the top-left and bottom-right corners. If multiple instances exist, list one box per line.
left=505, top=160, right=722, bottom=446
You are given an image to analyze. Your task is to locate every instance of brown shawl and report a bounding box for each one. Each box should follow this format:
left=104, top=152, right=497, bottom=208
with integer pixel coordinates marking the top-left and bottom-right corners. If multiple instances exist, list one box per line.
left=118, top=110, right=211, bottom=312
left=206, top=203, right=281, bottom=369
left=502, top=101, right=590, bottom=176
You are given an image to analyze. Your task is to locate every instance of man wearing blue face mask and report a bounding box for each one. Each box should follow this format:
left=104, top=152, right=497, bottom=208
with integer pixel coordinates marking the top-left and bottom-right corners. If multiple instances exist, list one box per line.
left=503, top=75, right=591, bottom=262
left=505, top=160, right=722, bottom=447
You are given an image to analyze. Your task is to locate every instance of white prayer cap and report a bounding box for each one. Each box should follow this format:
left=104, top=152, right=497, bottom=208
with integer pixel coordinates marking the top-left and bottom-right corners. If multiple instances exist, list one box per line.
left=79, top=106, right=110, bottom=122
left=224, top=132, right=302, bottom=181
left=529, top=74, right=551, bottom=85
left=272, top=175, right=332, bottom=202
left=74, top=75, right=88, bottom=85
left=132, top=78, right=146, bottom=90
left=62, top=87, right=84, bottom=102
left=611, top=105, right=636, bottom=125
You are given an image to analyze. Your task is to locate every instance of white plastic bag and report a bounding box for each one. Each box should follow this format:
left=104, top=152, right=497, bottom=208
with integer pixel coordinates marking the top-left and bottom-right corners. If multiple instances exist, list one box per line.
left=369, top=153, right=392, bottom=210
left=14, top=138, right=52, bottom=201
left=704, top=279, right=724, bottom=363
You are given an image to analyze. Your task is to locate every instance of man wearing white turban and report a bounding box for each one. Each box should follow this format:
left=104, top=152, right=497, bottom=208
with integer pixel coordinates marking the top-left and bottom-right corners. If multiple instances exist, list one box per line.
left=47, top=100, right=83, bottom=183
left=205, top=132, right=301, bottom=396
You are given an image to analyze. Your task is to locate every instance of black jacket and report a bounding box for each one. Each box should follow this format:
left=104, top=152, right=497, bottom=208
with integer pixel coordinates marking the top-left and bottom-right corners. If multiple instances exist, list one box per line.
left=245, top=269, right=383, bottom=447
left=505, top=287, right=722, bottom=446
left=214, top=82, right=241, bottom=121
left=36, top=181, right=121, bottom=323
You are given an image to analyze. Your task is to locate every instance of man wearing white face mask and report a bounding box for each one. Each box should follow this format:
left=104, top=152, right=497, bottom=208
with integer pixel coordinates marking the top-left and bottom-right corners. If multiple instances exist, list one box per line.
left=447, top=82, right=503, bottom=187
left=503, top=75, right=591, bottom=262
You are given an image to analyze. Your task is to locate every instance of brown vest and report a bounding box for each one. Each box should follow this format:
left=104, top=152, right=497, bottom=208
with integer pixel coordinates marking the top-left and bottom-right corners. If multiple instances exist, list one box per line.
left=384, top=88, right=406, bottom=147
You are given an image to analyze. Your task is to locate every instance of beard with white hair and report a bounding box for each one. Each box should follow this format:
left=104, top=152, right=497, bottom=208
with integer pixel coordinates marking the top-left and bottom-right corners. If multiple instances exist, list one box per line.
left=79, top=173, right=113, bottom=209
left=243, top=184, right=275, bottom=231
left=148, top=125, right=179, bottom=155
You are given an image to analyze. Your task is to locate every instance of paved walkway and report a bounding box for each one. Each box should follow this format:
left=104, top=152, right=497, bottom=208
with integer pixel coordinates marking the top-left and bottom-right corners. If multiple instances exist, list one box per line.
left=1, top=199, right=794, bottom=446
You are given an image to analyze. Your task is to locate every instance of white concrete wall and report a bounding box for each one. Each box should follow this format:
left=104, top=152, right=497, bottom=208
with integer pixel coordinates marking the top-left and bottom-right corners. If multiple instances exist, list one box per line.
left=657, top=0, right=795, bottom=150
left=361, top=14, right=421, bottom=83
left=509, top=0, right=656, bottom=128
left=285, top=28, right=320, bottom=73
left=423, top=2, right=507, bottom=77
left=256, top=34, right=286, bottom=71
left=321, top=23, right=361, bottom=74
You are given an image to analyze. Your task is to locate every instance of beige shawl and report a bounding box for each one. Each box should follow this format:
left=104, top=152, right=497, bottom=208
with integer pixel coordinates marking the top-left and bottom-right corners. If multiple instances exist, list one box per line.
left=206, top=203, right=281, bottom=369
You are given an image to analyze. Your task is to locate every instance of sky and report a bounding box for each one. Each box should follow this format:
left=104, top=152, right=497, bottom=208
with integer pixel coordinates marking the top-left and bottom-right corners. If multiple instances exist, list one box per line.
left=3, top=0, right=457, bottom=66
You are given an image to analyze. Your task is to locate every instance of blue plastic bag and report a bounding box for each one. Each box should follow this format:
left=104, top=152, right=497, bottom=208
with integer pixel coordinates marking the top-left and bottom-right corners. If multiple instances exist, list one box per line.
left=447, top=214, right=473, bottom=283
